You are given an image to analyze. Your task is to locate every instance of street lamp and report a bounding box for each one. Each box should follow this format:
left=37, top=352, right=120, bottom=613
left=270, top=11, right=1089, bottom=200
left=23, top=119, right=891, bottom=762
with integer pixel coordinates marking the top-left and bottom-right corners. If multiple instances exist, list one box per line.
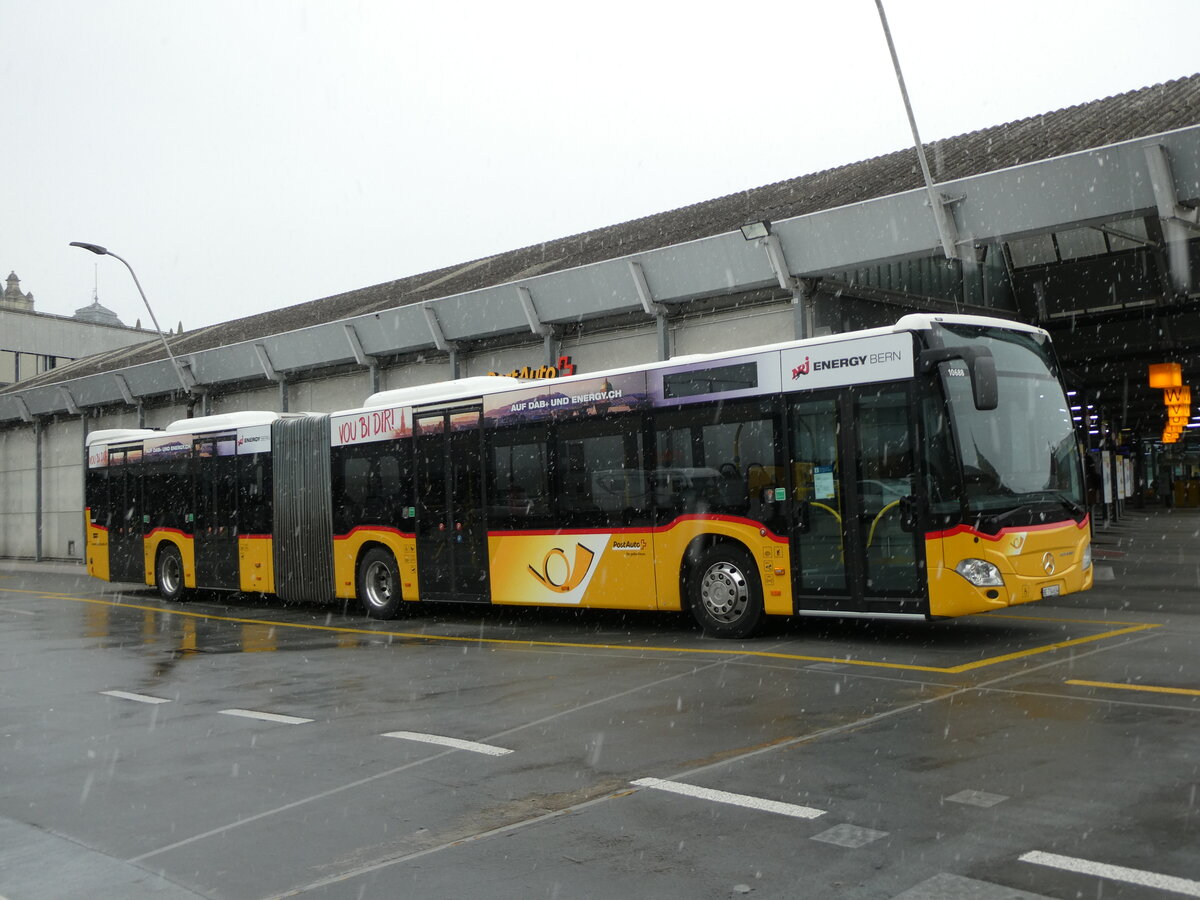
left=69, top=242, right=191, bottom=396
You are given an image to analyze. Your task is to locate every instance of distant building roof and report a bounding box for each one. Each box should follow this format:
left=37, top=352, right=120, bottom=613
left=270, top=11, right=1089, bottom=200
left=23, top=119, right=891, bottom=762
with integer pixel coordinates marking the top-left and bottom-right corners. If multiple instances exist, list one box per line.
left=7, top=73, right=1200, bottom=393
left=72, top=299, right=125, bottom=327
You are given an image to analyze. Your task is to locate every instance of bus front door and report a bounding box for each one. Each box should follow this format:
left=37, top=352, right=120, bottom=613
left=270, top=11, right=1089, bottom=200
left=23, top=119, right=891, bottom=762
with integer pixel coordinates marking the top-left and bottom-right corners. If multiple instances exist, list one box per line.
left=414, top=407, right=490, bottom=602
left=787, top=388, right=921, bottom=613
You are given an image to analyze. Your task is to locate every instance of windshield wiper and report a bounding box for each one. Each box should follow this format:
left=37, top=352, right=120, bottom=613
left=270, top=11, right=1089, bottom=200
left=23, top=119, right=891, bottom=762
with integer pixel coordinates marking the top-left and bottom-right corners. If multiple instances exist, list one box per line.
left=971, top=492, right=1086, bottom=533
left=1021, top=490, right=1086, bottom=518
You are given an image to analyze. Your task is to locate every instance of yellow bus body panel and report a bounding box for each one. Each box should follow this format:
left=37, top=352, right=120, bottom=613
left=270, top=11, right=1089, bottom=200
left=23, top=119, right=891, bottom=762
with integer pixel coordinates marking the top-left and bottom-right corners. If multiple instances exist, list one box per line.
left=85, top=510, right=109, bottom=581
left=331, top=528, right=418, bottom=602
left=488, top=530, right=658, bottom=609
left=238, top=536, right=275, bottom=593
left=143, top=530, right=197, bottom=589
left=928, top=518, right=1093, bottom=617
left=487, top=517, right=791, bottom=614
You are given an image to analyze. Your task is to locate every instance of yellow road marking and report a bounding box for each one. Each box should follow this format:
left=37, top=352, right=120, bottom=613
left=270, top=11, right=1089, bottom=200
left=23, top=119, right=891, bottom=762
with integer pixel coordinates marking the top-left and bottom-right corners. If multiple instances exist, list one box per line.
left=1067, top=679, right=1200, bottom=698
left=2, top=587, right=1160, bottom=675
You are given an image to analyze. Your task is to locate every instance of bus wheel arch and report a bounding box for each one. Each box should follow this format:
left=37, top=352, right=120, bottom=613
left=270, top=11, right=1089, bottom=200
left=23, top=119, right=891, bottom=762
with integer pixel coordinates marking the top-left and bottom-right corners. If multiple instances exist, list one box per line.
left=356, top=544, right=403, bottom=619
left=154, top=542, right=188, bottom=602
left=684, top=538, right=764, bottom=639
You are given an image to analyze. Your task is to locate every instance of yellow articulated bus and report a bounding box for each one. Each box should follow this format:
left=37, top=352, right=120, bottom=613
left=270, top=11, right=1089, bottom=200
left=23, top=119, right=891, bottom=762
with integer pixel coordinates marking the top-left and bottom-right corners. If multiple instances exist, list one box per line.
left=85, top=313, right=1092, bottom=637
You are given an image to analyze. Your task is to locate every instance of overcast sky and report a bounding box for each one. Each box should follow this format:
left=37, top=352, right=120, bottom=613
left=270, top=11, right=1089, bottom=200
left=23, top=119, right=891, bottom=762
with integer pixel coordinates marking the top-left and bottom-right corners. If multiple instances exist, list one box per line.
left=4, top=1, right=1199, bottom=331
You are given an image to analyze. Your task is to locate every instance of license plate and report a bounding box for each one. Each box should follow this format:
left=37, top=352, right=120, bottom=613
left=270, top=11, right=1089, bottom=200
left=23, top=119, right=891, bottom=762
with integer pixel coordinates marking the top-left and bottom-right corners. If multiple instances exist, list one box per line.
left=1041, top=584, right=1061, bottom=598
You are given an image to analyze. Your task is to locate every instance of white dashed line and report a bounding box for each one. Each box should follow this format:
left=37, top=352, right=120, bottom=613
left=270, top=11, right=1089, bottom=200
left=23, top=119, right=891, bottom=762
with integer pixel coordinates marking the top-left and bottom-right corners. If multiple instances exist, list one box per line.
left=219, top=709, right=314, bottom=725
left=1020, top=850, right=1200, bottom=897
left=631, top=778, right=826, bottom=819
left=381, top=731, right=513, bottom=756
left=100, top=690, right=172, bottom=705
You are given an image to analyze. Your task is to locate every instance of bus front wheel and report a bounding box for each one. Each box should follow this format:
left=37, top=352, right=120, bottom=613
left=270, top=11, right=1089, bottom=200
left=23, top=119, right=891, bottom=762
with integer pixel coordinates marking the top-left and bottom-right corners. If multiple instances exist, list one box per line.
left=155, top=544, right=188, bottom=602
left=358, top=548, right=403, bottom=619
left=688, top=545, right=764, bottom=639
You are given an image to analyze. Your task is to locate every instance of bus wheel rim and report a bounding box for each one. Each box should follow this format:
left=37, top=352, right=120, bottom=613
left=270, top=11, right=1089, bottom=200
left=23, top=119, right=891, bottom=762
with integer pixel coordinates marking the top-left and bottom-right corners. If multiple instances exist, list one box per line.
left=699, top=561, right=748, bottom=623
left=364, top=560, right=393, bottom=608
left=161, top=555, right=180, bottom=594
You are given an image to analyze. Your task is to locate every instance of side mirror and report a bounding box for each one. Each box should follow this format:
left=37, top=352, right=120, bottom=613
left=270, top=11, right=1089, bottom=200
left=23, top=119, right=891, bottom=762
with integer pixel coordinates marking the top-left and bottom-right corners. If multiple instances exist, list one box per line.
left=970, top=353, right=998, bottom=411
left=919, top=346, right=998, bottom=411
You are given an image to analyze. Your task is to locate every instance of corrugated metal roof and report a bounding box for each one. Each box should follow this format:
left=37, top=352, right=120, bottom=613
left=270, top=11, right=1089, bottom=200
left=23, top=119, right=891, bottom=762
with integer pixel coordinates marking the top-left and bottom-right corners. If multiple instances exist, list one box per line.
left=8, top=74, right=1199, bottom=392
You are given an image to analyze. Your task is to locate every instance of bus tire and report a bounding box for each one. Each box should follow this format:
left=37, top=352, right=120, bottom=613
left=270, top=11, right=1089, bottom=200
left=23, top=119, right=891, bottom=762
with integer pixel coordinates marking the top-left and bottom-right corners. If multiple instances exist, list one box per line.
left=358, top=547, right=403, bottom=619
left=155, top=544, right=187, bottom=602
left=688, top=544, right=763, bottom=639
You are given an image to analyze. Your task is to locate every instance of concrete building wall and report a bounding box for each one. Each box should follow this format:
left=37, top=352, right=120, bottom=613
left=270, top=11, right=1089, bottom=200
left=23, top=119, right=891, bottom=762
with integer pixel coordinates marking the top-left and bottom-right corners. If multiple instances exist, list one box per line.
left=42, top=418, right=85, bottom=561
left=0, top=424, right=37, bottom=558
left=673, top=305, right=793, bottom=356
left=0, top=310, right=154, bottom=357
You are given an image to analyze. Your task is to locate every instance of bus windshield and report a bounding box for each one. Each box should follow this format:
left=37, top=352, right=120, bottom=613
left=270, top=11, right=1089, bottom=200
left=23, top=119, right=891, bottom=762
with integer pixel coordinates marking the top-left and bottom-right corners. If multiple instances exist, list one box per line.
left=932, top=323, right=1085, bottom=522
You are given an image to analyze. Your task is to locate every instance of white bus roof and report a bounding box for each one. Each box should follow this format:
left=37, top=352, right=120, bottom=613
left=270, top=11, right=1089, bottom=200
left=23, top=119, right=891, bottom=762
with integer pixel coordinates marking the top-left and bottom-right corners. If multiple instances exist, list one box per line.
left=331, top=312, right=1040, bottom=419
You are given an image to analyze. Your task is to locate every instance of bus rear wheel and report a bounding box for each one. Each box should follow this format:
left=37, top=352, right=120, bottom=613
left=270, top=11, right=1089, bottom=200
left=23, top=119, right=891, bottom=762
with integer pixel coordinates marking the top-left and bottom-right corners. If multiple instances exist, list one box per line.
left=155, top=544, right=188, bottom=602
left=358, top=547, right=403, bottom=619
left=688, top=545, right=764, bottom=639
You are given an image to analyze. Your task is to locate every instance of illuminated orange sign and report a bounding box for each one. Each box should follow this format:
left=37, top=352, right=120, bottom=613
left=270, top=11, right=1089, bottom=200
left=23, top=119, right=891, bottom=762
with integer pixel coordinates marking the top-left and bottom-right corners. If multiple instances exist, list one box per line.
left=1148, top=363, right=1182, bottom=388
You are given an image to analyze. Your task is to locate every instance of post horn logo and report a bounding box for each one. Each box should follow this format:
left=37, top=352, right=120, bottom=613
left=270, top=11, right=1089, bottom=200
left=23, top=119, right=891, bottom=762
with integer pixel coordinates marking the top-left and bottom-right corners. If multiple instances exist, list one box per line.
left=528, top=543, right=596, bottom=593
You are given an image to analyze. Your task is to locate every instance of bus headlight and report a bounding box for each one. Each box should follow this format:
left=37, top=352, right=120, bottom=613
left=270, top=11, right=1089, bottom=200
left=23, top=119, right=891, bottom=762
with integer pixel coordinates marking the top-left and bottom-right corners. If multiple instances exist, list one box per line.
left=1082, top=543, right=1092, bottom=570
left=955, top=558, right=1004, bottom=587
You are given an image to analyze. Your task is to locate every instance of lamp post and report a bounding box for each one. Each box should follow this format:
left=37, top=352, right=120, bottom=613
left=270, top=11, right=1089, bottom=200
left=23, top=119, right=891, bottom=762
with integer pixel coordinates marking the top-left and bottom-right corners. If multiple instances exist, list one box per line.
left=69, top=242, right=191, bottom=397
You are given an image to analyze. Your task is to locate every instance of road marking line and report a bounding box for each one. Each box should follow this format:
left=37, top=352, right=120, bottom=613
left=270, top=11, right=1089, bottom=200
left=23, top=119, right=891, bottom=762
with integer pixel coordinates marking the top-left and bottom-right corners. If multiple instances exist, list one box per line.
left=219, top=709, right=313, bottom=725
left=3, top=608, right=36, bottom=616
left=381, top=731, right=513, bottom=756
left=631, top=777, right=825, bottom=819
left=1067, top=679, right=1200, bottom=698
left=1020, top=850, right=1200, bottom=897
left=100, top=690, right=172, bottom=705
left=2, top=587, right=1162, bottom=675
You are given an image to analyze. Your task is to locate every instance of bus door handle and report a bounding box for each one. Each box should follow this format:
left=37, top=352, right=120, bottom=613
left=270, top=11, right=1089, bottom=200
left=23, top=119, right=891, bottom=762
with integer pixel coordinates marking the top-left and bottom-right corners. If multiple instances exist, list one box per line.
left=899, top=495, right=917, bottom=532
left=795, top=500, right=812, bottom=534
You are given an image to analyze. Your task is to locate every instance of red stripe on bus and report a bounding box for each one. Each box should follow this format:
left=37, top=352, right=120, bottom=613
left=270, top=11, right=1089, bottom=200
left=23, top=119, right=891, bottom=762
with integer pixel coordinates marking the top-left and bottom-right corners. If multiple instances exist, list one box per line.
left=927, top=515, right=1089, bottom=543
left=333, top=525, right=414, bottom=541
left=492, top=514, right=787, bottom=543
left=146, top=527, right=192, bottom=540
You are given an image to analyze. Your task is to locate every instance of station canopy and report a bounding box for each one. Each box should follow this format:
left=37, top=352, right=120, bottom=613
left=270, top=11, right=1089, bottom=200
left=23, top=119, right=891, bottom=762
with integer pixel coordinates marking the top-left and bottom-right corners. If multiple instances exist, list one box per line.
left=3, top=75, right=1199, bottom=445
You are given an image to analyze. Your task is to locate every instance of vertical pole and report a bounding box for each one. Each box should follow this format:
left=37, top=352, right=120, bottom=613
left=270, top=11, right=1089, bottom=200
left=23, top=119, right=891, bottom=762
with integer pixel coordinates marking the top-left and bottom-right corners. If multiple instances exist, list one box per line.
left=34, top=419, right=43, bottom=561
left=873, top=0, right=959, bottom=260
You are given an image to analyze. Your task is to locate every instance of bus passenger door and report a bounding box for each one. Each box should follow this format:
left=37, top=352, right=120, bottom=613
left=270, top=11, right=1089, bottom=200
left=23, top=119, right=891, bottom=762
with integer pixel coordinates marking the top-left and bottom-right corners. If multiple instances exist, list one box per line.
left=193, top=438, right=240, bottom=590
left=788, top=396, right=849, bottom=600
left=414, top=407, right=489, bottom=601
left=788, top=389, right=922, bottom=612
left=108, top=451, right=144, bottom=583
left=852, top=388, right=921, bottom=598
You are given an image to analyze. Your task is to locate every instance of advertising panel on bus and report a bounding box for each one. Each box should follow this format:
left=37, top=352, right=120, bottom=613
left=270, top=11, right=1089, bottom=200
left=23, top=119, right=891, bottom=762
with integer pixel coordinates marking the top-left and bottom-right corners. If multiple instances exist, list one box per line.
left=331, top=406, right=412, bottom=447
left=483, top=371, right=649, bottom=426
left=779, top=333, right=913, bottom=391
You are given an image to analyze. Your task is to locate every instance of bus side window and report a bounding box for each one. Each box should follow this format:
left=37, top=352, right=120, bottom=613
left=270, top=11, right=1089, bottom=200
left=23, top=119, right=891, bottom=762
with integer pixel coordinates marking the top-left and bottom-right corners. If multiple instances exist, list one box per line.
left=556, top=419, right=646, bottom=527
left=487, top=427, right=552, bottom=523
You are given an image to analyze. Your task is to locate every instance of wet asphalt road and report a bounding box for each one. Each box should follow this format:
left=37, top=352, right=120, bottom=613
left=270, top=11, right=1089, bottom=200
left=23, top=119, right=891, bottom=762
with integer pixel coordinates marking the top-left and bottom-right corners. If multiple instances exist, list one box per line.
left=1, top=509, right=1198, bottom=900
